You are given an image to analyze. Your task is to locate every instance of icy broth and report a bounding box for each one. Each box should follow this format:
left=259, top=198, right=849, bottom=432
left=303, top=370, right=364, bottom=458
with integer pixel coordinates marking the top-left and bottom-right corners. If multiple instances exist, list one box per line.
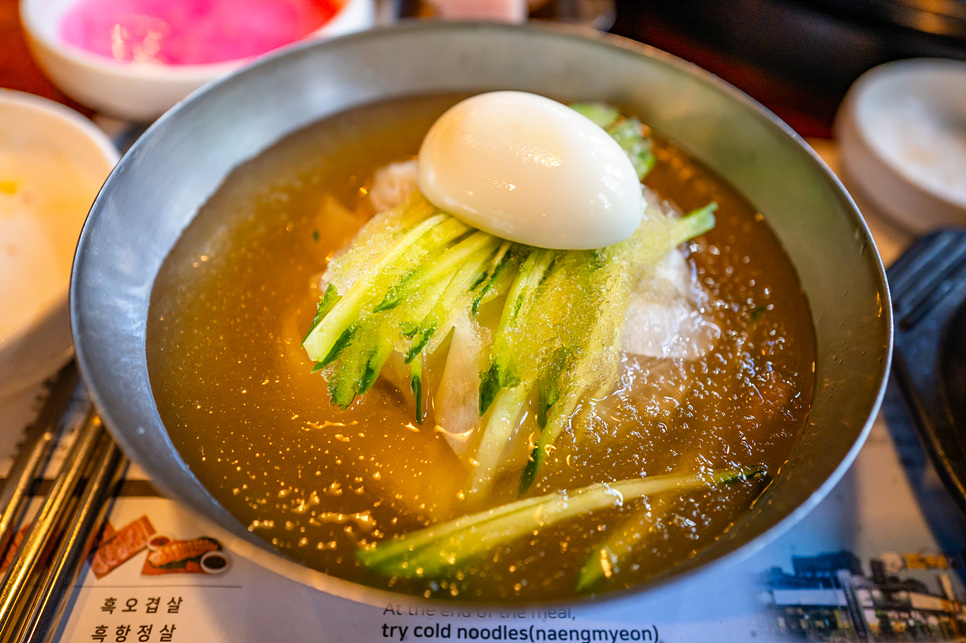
left=147, top=94, right=815, bottom=601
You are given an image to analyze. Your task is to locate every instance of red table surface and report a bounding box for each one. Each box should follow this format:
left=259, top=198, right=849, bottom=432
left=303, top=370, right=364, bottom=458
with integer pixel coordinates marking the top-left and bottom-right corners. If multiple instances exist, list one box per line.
left=0, top=0, right=93, bottom=115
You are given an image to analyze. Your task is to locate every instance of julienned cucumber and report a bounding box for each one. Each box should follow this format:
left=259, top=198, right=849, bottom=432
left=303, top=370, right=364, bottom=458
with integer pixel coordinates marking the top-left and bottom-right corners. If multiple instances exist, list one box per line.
left=302, top=105, right=716, bottom=499
left=358, top=466, right=765, bottom=580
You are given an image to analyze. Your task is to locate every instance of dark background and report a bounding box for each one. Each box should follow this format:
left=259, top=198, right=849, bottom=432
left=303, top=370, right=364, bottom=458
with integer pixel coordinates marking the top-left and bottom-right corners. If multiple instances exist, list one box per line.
left=4, top=0, right=966, bottom=137
left=611, top=0, right=966, bottom=137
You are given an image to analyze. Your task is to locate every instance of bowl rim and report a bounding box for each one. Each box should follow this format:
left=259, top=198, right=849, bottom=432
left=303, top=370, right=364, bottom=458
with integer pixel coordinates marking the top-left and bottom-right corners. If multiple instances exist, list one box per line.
left=0, top=88, right=117, bottom=352
left=19, top=0, right=371, bottom=82
left=70, top=20, right=893, bottom=607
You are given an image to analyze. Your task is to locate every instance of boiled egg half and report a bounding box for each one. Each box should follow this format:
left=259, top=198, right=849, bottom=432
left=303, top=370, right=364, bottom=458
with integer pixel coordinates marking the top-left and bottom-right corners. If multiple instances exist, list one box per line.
left=417, top=91, right=645, bottom=250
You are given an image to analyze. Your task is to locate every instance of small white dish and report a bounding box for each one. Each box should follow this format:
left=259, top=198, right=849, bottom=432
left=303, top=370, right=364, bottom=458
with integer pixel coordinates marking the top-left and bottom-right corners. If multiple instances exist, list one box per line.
left=20, top=0, right=376, bottom=122
left=199, top=550, right=230, bottom=574
left=0, top=90, right=118, bottom=399
left=835, top=58, right=966, bottom=234
left=146, top=534, right=172, bottom=551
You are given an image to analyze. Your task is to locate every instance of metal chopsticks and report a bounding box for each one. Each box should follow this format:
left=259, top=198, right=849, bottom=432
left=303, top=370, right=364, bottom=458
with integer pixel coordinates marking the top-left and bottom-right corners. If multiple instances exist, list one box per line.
left=14, top=423, right=126, bottom=643
left=0, top=363, right=128, bottom=642
left=0, top=363, right=79, bottom=559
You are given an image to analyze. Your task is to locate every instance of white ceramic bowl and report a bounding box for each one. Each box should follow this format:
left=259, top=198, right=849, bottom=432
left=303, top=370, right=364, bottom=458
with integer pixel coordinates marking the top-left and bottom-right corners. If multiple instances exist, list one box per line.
left=20, top=0, right=376, bottom=122
left=835, top=58, right=966, bottom=233
left=0, top=90, right=118, bottom=399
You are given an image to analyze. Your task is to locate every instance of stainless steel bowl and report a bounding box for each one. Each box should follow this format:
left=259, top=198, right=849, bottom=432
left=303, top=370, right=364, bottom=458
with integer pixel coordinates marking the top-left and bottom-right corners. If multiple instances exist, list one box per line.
left=70, top=21, right=892, bottom=605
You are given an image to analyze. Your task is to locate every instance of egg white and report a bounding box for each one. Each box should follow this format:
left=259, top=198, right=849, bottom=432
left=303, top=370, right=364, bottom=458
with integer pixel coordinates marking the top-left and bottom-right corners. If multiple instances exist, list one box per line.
left=417, top=91, right=645, bottom=250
